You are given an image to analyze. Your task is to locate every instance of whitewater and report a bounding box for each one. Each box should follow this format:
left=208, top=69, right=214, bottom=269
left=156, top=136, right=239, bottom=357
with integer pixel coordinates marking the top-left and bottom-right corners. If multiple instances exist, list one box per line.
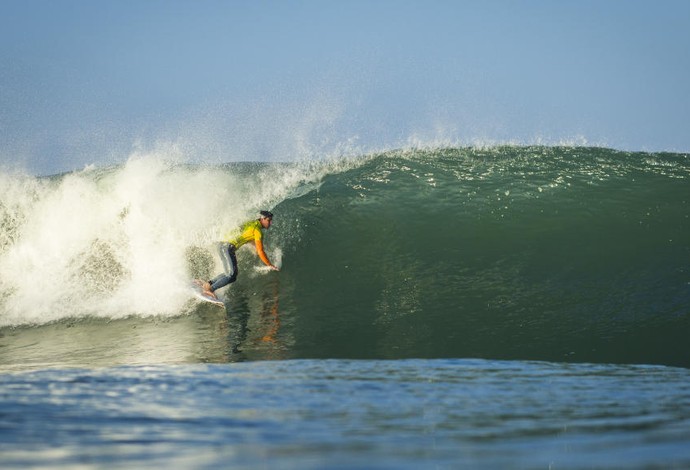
left=0, top=153, right=327, bottom=326
left=1, top=145, right=689, bottom=469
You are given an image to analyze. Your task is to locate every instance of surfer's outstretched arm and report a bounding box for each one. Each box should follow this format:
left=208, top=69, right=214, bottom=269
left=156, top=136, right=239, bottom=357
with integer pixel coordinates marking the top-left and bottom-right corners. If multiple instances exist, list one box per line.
left=255, top=239, right=279, bottom=271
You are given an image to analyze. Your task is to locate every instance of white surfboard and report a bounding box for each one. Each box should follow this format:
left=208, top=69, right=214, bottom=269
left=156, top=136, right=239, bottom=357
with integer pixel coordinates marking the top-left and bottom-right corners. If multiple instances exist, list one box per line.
left=190, top=281, right=225, bottom=307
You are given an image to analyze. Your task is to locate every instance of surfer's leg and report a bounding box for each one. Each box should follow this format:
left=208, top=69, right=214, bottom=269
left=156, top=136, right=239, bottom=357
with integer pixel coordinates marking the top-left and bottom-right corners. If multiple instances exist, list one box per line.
left=209, top=243, right=238, bottom=292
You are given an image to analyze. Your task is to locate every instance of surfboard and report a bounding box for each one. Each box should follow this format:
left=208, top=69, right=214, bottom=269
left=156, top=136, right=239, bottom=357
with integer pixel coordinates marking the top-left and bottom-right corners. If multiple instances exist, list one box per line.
left=190, top=281, right=225, bottom=307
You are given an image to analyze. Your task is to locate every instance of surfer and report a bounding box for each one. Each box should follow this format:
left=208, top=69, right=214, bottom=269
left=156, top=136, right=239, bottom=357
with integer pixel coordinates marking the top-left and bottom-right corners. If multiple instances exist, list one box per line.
left=198, top=210, right=279, bottom=299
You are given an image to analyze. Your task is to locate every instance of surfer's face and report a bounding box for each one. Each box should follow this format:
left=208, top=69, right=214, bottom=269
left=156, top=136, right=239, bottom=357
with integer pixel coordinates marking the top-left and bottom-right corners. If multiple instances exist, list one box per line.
left=260, top=216, right=272, bottom=229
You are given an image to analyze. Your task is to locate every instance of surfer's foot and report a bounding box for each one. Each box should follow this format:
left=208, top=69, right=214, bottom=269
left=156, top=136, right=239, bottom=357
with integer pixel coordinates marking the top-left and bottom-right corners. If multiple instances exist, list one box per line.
left=205, top=291, right=218, bottom=300
left=193, top=279, right=217, bottom=299
left=194, top=279, right=212, bottom=290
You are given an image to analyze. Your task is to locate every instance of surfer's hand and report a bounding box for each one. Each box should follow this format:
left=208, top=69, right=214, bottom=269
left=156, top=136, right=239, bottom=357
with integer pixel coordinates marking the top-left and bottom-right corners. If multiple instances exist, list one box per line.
left=270, top=265, right=280, bottom=271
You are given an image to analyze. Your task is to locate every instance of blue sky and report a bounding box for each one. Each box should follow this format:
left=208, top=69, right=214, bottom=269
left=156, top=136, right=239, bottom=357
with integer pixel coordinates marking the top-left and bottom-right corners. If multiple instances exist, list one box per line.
left=1, top=0, right=689, bottom=175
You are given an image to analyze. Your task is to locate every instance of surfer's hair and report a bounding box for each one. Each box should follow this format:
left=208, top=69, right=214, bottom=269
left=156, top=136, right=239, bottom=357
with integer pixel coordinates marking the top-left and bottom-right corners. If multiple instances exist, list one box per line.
left=259, top=210, right=274, bottom=219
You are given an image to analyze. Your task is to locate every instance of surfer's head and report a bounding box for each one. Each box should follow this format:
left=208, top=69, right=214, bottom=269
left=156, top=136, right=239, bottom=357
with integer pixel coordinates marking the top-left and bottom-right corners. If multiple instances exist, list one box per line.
left=259, top=210, right=273, bottom=228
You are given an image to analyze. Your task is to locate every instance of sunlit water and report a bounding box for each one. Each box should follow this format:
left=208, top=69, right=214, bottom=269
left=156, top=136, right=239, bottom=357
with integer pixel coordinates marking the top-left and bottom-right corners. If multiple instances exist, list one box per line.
left=1, top=359, right=689, bottom=469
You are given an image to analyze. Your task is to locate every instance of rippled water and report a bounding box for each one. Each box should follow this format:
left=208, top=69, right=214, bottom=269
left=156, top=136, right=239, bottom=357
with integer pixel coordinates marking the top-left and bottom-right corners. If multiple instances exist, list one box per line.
left=1, top=359, right=688, bottom=469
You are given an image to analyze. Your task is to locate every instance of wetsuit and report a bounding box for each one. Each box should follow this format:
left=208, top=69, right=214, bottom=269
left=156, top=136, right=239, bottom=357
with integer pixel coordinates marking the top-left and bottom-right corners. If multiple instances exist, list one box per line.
left=209, top=219, right=272, bottom=292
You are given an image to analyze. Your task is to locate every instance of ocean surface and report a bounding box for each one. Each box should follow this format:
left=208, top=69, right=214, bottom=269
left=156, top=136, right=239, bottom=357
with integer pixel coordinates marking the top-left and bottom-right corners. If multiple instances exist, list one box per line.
left=1, top=146, right=689, bottom=468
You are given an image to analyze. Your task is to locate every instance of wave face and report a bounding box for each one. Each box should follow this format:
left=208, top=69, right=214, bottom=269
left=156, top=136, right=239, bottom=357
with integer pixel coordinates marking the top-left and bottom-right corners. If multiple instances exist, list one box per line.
left=275, top=147, right=689, bottom=367
left=1, top=147, right=688, bottom=367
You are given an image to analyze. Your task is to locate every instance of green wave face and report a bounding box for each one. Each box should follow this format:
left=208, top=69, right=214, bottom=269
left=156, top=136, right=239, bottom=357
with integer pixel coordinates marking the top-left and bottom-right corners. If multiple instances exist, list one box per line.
left=275, top=147, right=689, bottom=366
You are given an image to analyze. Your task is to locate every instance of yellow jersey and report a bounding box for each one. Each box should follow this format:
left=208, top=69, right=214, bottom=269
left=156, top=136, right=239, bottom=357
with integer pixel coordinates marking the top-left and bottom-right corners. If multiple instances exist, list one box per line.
left=224, top=219, right=271, bottom=266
